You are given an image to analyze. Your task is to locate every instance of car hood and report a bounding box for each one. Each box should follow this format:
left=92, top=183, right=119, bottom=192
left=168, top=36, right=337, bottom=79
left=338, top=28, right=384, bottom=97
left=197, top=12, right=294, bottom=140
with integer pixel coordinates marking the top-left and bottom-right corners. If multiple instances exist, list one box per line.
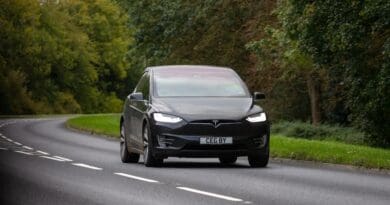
left=151, top=97, right=263, bottom=121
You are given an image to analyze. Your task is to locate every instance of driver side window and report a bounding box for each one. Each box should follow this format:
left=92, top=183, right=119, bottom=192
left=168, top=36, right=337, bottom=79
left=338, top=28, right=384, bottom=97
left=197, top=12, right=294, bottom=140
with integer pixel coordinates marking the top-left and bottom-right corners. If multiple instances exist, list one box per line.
left=135, top=72, right=150, bottom=100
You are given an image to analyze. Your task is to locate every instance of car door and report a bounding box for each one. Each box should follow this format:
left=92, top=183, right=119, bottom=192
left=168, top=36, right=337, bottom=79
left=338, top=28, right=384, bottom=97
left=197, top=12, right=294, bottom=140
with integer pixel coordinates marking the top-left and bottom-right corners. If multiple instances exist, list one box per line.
left=123, top=92, right=135, bottom=148
left=128, top=72, right=150, bottom=149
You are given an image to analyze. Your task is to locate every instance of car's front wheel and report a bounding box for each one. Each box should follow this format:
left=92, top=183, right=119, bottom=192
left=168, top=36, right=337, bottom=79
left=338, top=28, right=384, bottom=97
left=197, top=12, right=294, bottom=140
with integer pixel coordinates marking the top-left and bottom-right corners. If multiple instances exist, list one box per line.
left=120, top=123, right=140, bottom=163
left=143, top=123, right=163, bottom=167
left=248, top=150, right=269, bottom=168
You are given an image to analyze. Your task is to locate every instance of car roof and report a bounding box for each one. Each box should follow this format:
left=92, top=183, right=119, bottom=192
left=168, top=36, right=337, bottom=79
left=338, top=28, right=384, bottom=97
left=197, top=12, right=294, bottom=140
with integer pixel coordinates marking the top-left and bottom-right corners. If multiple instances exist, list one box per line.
left=145, top=65, right=234, bottom=72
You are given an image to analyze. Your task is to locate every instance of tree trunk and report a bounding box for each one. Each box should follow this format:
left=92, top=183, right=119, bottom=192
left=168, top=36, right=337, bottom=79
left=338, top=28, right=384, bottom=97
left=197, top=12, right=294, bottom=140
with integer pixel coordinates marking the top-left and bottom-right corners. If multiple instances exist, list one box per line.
left=307, top=71, right=322, bottom=125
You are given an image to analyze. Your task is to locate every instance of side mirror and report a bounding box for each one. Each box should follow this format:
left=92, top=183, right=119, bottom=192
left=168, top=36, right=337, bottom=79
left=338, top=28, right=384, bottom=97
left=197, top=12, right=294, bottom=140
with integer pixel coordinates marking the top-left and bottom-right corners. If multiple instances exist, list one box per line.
left=253, top=92, right=265, bottom=100
left=129, top=92, right=144, bottom=101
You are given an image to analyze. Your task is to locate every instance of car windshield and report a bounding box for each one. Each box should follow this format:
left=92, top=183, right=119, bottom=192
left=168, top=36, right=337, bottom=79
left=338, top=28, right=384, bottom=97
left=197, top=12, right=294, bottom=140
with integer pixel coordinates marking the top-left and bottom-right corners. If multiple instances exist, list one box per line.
left=153, top=68, right=249, bottom=97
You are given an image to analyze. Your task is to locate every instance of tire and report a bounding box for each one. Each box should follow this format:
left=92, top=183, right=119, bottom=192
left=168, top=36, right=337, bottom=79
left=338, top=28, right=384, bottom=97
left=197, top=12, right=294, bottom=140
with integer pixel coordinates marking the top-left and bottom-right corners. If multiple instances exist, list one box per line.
left=248, top=151, right=269, bottom=168
left=143, top=123, right=163, bottom=167
left=219, top=156, right=237, bottom=164
left=120, top=122, right=140, bottom=163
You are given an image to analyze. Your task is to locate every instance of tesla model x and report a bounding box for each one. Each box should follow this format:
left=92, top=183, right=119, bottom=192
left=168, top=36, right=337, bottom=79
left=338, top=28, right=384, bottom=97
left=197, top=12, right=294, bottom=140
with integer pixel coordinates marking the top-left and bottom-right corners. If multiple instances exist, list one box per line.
left=120, top=65, right=270, bottom=167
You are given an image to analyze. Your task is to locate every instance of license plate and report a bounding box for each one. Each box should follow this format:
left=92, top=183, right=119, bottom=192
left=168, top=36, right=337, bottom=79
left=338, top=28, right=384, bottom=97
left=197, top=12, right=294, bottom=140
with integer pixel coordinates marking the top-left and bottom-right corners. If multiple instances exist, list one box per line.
left=200, top=137, right=233, bottom=145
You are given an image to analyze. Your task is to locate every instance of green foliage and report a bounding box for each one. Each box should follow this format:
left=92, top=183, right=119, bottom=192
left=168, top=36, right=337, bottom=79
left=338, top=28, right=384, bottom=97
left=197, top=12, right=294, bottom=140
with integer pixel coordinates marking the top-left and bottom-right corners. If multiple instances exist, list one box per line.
left=272, top=121, right=367, bottom=146
left=64, top=0, right=132, bottom=96
left=0, top=0, right=44, bottom=114
left=246, top=0, right=389, bottom=146
left=276, top=0, right=390, bottom=146
left=100, top=93, right=123, bottom=113
left=246, top=27, right=315, bottom=121
left=53, top=92, right=81, bottom=114
left=0, top=0, right=134, bottom=114
left=0, top=69, right=44, bottom=114
left=120, top=0, right=269, bottom=75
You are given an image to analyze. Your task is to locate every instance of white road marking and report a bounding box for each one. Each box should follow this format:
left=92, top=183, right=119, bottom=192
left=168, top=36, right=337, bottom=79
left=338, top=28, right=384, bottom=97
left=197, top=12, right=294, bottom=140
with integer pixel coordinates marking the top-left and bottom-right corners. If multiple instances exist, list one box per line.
left=72, top=163, right=102, bottom=170
left=6, top=138, right=13, bottom=142
left=53, top=156, right=73, bottom=162
left=22, top=146, right=33, bottom=150
left=13, top=142, right=22, bottom=146
left=36, top=150, right=49, bottom=155
left=1, top=135, right=6, bottom=139
left=40, top=156, right=66, bottom=162
left=15, top=151, right=33, bottom=155
left=114, top=172, right=159, bottom=183
left=176, top=187, right=243, bottom=202
left=0, top=147, right=8, bottom=150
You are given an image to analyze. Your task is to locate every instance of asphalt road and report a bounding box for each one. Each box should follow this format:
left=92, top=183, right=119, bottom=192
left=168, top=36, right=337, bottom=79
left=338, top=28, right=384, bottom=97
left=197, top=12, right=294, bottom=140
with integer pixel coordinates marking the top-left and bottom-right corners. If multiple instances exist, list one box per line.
left=0, top=118, right=389, bottom=205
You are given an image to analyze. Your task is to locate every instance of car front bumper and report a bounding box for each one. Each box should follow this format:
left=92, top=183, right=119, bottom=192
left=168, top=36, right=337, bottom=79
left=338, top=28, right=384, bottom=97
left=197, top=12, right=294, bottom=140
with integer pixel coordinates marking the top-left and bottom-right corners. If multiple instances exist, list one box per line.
left=149, top=119, right=270, bottom=158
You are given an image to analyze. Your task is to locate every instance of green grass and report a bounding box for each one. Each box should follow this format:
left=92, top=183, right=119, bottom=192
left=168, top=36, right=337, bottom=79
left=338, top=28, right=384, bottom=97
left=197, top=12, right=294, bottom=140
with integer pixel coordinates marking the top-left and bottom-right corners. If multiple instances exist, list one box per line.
left=67, top=114, right=120, bottom=137
left=271, top=135, right=390, bottom=169
left=67, top=114, right=390, bottom=169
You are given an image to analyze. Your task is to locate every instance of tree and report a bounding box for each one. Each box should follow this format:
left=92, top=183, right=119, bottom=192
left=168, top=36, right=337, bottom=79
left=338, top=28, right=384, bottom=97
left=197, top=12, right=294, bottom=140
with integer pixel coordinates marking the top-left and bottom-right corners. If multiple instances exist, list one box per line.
left=0, top=0, right=50, bottom=114
left=120, top=0, right=272, bottom=75
left=274, top=0, right=390, bottom=146
left=63, top=0, right=132, bottom=98
left=246, top=27, right=324, bottom=125
left=0, top=0, right=133, bottom=114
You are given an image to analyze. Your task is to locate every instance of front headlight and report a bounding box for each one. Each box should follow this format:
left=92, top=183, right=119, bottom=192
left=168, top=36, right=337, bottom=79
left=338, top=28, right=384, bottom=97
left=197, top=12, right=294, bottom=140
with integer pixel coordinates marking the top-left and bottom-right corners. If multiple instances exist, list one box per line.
left=246, top=112, right=267, bottom=123
left=153, top=113, right=183, bottom=123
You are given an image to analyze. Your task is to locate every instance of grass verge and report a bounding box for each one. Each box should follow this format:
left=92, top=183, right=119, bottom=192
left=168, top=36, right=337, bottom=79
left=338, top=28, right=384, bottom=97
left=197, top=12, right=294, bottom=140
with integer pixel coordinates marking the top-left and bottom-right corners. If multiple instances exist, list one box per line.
left=67, top=114, right=120, bottom=137
left=271, top=135, right=390, bottom=169
left=67, top=114, right=390, bottom=169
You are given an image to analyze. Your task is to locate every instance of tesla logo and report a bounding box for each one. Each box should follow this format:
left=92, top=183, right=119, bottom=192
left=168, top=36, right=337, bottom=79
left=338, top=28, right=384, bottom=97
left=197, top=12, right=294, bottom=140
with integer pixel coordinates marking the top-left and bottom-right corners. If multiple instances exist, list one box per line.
left=212, top=120, right=219, bottom=128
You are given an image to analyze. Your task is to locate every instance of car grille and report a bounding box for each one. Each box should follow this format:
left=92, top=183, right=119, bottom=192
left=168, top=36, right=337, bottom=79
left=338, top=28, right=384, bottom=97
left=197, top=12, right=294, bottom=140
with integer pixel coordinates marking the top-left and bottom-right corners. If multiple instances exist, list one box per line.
left=189, top=119, right=241, bottom=128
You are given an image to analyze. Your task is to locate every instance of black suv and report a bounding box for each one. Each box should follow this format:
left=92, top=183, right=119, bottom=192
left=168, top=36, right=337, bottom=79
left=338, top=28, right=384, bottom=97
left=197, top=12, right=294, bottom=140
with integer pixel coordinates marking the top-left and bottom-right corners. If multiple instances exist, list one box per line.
left=120, top=65, right=270, bottom=167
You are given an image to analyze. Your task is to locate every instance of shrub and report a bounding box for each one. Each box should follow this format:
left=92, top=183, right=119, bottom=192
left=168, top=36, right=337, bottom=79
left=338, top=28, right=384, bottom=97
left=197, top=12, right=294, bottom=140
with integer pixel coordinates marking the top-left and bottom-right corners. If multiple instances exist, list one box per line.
left=271, top=121, right=368, bottom=146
